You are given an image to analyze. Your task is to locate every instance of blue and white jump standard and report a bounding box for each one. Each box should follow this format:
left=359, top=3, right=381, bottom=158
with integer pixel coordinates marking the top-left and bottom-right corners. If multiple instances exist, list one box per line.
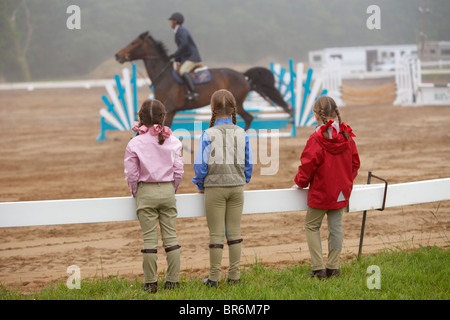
left=96, top=60, right=330, bottom=141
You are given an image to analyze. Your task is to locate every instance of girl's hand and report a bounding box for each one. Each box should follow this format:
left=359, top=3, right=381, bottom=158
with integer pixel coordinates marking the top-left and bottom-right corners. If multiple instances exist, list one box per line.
left=291, top=184, right=300, bottom=189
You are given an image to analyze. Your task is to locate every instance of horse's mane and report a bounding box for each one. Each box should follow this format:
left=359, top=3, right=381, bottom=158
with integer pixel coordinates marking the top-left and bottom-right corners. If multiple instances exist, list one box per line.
left=140, top=31, right=169, bottom=59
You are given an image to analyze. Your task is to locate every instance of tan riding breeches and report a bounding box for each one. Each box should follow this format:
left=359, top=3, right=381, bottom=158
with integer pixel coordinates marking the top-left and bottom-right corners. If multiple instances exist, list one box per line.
left=204, top=186, right=244, bottom=281
left=135, top=182, right=180, bottom=283
left=179, top=60, right=202, bottom=76
left=304, top=206, right=344, bottom=271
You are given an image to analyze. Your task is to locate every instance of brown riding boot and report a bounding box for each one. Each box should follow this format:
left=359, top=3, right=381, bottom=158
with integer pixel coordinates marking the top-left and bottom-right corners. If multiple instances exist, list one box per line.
left=182, top=73, right=199, bottom=100
left=143, top=282, right=157, bottom=293
left=203, top=278, right=218, bottom=288
left=307, top=269, right=327, bottom=280
left=326, top=268, right=340, bottom=278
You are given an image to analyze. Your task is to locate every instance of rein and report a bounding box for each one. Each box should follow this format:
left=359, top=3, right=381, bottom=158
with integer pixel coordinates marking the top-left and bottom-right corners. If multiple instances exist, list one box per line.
left=146, top=59, right=172, bottom=87
left=127, top=57, right=171, bottom=89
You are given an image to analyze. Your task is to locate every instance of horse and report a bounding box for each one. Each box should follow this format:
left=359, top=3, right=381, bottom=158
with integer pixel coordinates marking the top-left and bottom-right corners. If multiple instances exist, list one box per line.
left=115, top=31, right=292, bottom=130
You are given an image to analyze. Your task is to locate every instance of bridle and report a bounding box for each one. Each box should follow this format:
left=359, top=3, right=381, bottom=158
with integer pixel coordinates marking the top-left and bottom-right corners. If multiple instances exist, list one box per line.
left=123, top=36, right=172, bottom=88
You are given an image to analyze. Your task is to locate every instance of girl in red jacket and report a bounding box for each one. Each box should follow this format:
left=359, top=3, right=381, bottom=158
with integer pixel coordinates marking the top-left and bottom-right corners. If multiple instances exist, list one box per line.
left=294, top=96, right=360, bottom=279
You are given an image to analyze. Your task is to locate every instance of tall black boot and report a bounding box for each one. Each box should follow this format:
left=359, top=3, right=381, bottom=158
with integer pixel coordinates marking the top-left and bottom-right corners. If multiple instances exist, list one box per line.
left=181, top=73, right=199, bottom=101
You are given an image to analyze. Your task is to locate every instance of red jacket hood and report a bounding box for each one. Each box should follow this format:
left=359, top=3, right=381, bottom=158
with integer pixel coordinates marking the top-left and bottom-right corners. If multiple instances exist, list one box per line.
left=313, top=131, right=351, bottom=155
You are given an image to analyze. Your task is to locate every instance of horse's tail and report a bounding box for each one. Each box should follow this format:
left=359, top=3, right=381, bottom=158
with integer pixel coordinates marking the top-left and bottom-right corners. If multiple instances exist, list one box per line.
left=244, top=67, right=293, bottom=117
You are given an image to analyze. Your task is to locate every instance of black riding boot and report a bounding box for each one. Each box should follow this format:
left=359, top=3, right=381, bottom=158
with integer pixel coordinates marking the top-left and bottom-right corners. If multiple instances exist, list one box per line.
left=181, top=73, right=199, bottom=101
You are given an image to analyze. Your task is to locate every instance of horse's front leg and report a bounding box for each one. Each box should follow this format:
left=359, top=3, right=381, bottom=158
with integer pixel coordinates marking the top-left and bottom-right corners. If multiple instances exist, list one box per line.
left=236, top=102, right=254, bottom=131
left=164, top=110, right=176, bottom=128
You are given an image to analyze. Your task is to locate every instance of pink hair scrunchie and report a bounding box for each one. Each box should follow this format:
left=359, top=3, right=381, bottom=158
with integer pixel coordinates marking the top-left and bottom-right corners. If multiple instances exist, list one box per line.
left=132, top=121, right=148, bottom=135
left=149, top=124, right=172, bottom=139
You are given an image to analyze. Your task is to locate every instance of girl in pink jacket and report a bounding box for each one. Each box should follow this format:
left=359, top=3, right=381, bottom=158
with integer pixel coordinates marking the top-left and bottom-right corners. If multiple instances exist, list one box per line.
left=124, top=99, right=184, bottom=293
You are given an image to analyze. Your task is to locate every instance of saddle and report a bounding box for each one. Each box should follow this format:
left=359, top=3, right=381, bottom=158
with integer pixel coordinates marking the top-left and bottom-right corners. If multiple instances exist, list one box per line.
left=172, top=62, right=211, bottom=85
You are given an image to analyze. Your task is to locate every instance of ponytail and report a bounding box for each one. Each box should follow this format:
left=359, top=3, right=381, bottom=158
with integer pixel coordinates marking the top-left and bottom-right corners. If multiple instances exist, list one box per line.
left=209, top=109, right=217, bottom=128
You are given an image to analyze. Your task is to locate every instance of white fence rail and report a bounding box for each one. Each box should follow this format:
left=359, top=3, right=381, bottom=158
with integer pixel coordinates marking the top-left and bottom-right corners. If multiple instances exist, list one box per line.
left=0, top=78, right=151, bottom=91
left=421, top=60, right=450, bottom=69
left=1, top=178, right=449, bottom=228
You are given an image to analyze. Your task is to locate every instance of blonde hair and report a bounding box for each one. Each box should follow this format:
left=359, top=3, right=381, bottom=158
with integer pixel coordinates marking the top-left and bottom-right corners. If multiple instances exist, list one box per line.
left=209, top=89, right=237, bottom=128
left=138, top=99, right=167, bottom=144
left=313, top=96, right=350, bottom=139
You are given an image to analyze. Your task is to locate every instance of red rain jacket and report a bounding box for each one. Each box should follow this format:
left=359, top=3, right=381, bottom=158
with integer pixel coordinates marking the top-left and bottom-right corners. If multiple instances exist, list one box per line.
left=294, top=128, right=360, bottom=210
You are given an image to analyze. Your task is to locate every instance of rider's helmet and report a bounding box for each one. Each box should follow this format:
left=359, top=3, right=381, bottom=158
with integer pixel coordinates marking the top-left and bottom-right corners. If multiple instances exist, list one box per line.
left=168, top=12, right=184, bottom=25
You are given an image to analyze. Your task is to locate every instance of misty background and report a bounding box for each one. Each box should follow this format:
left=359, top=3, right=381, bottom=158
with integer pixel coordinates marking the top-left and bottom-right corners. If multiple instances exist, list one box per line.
left=1, top=0, right=449, bottom=82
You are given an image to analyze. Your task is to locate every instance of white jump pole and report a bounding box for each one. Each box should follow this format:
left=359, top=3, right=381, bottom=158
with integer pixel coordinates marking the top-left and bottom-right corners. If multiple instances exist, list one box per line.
left=300, top=75, right=322, bottom=126
left=122, top=68, right=135, bottom=126
left=99, top=108, right=126, bottom=131
left=105, top=83, right=130, bottom=130
left=295, top=63, right=304, bottom=127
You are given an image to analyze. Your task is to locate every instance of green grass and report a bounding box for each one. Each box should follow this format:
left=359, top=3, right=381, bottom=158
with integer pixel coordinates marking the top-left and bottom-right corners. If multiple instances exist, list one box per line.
left=1, top=246, right=448, bottom=300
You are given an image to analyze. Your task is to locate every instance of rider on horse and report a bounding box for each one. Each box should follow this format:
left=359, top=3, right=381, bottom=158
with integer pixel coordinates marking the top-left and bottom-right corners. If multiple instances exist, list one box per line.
left=168, top=12, right=202, bottom=101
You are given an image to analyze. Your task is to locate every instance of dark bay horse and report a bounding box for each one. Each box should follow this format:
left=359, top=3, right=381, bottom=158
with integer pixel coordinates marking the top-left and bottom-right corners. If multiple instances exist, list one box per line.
left=115, top=31, right=292, bottom=130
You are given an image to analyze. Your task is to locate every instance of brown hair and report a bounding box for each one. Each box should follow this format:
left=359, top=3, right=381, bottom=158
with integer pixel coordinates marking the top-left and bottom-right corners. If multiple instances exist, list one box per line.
left=313, top=96, right=350, bottom=139
left=209, top=89, right=237, bottom=128
left=138, top=99, right=166, bottom=145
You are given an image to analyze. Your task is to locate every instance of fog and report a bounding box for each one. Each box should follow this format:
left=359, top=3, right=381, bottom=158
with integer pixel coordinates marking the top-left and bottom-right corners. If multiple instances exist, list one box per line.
left=1, top=0, right=449, bottom=81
